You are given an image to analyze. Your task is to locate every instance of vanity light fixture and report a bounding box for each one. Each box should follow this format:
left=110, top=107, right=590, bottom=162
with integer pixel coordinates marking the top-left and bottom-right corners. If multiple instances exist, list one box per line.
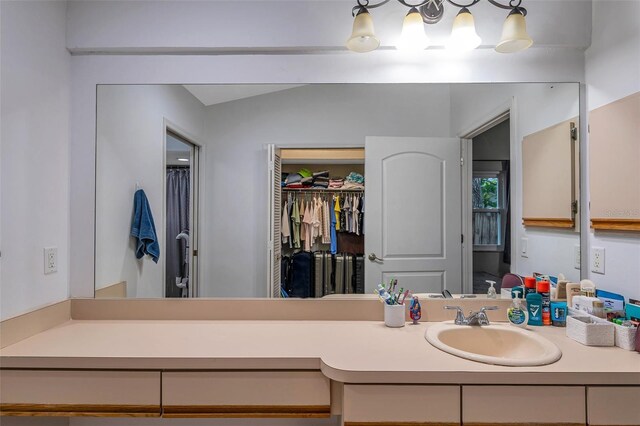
left=177, top=158, right=189, bottom=162
left=346, top=0, right=532, bottom=53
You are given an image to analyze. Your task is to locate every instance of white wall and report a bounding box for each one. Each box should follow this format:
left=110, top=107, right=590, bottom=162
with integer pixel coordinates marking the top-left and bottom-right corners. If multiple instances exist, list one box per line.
left=585, top=0, right=640, bottom=300
left=450, top=83, right=581, bottom=282
left=96, top=85, right=205, bottom=297
left=65, top=0, right=592, bottom=52
left=201, top=84, right=450, bottom=297
left=0, top=1, right=71, bottom=320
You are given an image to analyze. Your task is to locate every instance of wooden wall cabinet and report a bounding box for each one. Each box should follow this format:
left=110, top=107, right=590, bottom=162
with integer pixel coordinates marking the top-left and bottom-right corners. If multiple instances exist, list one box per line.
left=589, top=92, right=640, bottom=232
left=522, top=118, right=579, bottom=229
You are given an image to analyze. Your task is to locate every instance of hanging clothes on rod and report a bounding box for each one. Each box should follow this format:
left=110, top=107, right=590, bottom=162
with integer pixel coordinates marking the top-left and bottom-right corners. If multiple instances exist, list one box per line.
left=281, top=190, right=364, bottom=254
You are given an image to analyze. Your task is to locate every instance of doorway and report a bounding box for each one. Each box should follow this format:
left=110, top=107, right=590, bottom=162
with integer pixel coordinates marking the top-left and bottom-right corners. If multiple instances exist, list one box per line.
left=468, top=119, right=512, bottom=294
left=165, top=129, right=199, bottom=298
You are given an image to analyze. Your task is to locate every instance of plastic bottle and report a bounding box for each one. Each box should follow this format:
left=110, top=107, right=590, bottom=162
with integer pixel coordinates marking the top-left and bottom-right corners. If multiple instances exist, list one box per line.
left=507, top=290, right=528, bottom=328
left=526, top=292, right=543, bottom=326
left=551, top=300, right=567, bottom=327
left=537, top=280, right=551, bottom=326
left=524, top=276, right=537, bottom=296
left=592, top=300, right=606, bottom=318
left=486, top=280, right=497, bottom=299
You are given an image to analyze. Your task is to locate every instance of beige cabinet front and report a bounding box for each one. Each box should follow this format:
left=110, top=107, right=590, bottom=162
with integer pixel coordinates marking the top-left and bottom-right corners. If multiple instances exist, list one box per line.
left=343, top=384, right=461, bottom=426
left=463, top=385, right=586, bottom=425
left=587, top=386, right=640, bottom=425
left=0, top=370, right=161, bottom=417
left=162, top=371, right=330, bottom=418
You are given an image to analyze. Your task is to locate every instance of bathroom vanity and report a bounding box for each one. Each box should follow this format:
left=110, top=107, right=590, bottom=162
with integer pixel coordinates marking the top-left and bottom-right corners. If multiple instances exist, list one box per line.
left=1, top=299, right=639, bottom=425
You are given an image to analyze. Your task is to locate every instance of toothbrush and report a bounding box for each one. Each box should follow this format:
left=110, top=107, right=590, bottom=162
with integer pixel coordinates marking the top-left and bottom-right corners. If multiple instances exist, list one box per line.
left=399, top=290, right=410, bottom=305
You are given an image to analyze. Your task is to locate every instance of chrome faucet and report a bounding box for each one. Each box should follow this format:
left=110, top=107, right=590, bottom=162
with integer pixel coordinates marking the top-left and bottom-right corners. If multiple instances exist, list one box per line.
left=444, top=305, right=499, bottom=326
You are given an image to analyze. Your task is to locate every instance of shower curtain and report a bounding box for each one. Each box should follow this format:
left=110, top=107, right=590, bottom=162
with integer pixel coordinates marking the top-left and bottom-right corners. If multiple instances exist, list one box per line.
left=166, top=168, right=190, bottom=298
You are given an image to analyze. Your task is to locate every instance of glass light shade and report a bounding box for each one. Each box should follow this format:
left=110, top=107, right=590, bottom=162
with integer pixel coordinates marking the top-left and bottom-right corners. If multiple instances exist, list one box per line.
left=346, top=8, right=380, bottom=53
left=447, top=8, right=481, bottom=51
left=396, top=8, right=429, bottom=51
left=495, top=9, right=533, bottom=53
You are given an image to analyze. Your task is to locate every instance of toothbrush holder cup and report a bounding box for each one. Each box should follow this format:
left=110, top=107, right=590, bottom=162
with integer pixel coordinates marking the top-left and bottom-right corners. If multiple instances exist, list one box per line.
left=384, top=303, right=406, bottom=328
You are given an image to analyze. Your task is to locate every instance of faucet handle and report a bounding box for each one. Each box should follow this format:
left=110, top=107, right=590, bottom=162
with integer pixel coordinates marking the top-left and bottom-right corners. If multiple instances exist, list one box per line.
left=480, top=306, right=499, bottom=313
left=444, top=305, right=466, bottom=324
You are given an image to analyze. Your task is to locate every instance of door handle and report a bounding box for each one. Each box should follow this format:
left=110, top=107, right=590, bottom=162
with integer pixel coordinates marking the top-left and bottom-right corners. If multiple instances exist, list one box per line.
left=368, top=253, right=382, bottom=262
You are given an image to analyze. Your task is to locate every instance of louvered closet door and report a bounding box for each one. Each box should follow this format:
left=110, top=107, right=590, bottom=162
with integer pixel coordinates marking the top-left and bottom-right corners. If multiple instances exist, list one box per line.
left=267, top=145, right=282, bottom=298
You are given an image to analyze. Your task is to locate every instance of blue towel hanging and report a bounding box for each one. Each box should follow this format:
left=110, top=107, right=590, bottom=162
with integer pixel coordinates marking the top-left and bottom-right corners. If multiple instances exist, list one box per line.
left=130, top=189, right=160, bottom=263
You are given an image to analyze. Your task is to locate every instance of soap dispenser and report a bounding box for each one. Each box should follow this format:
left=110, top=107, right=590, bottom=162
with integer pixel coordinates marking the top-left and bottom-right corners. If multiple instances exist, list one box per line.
left=507, top=290, right=528, bottom=328
left=486, top=280, right=497, bottom=299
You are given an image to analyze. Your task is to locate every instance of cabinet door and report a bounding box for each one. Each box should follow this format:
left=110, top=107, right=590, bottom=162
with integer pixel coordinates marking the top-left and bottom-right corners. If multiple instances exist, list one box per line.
left=463, top=385, right=585, bottom=425
left=162, top=371, right=330, bottom=418
left=343, top=384, right=460, bottom=425
left=587, top=386, right=640, bottom=425
left=0, top=370, right=161, bottom=417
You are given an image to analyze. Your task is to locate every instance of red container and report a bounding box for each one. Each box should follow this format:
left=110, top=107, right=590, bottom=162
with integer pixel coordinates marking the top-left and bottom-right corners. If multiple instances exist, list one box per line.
left=537, top=280, right=551, bottom=326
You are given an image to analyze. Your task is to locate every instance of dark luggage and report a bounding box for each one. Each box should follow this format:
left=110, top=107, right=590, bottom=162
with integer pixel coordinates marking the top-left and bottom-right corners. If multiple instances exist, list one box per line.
left=314, top=252, right=324, bottom=298
left=289, top=251, right=314, bottom=298
left=354, top=254, right=365, bottom=294
left=281, top=255, right=291, bottom=296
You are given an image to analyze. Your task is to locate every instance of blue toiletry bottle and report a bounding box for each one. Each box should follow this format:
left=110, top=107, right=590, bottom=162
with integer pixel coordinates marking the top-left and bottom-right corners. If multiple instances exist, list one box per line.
left=526, top=292, right=543, bottom=326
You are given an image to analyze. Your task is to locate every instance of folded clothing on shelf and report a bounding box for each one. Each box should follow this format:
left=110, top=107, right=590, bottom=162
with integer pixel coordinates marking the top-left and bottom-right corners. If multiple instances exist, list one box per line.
left=345, top=172, right=365, bottom=184
left=329, top=179, right=344, bottom=189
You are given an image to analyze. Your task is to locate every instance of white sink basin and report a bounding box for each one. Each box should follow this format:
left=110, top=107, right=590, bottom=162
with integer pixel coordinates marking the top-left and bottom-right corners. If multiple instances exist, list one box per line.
left=425, top=322, right=562, bottom=367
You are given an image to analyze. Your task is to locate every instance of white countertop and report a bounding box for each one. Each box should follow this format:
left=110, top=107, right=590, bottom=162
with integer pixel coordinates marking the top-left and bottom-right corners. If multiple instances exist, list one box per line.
left=1, top=320, right=639, bottom=385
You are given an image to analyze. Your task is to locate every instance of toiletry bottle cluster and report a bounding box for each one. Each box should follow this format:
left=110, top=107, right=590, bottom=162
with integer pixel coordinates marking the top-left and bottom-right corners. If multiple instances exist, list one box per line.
left=510, top=276, right=566, bottom=327
left=509, top=275, right=639, bottom=333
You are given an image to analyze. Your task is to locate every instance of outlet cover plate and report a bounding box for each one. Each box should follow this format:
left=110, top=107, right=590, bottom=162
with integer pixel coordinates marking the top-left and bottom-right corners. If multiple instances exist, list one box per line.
left=591, top=247, right=605, bottom=274
left=521, top=238, right=528, bottom=258
left=574, top=245, right=581, bottom=270
left=44, top=247, right=57, bottom=274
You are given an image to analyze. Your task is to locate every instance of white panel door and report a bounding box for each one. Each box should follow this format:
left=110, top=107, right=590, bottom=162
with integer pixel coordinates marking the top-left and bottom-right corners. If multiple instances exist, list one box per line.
left=365, top=137, right=462, bottom=294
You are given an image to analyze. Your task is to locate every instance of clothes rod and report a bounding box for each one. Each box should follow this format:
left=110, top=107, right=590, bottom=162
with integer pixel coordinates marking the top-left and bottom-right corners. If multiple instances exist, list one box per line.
left=282, top=188, right=364, bottom=192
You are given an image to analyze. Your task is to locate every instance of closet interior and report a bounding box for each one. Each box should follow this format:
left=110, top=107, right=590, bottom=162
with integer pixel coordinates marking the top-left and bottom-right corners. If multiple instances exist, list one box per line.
left=278, top=148, right=366, bottom=298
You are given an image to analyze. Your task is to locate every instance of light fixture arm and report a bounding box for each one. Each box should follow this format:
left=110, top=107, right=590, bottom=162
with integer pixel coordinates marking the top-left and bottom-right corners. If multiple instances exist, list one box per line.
left=352, top=0, right=391, bottom=16
left=486, top=0, right=527, bottom=16
left=446, top=0, right=480, bottom=8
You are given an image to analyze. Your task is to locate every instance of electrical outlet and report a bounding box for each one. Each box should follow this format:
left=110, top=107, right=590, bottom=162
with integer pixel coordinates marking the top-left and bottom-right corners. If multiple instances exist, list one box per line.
left=574, top=245, right=581, bottom=270
left=521, top=238, right=528, bottom=258
left=591, top=247, right=605, bottom=274
left=44, top=247, right=57, bottom=274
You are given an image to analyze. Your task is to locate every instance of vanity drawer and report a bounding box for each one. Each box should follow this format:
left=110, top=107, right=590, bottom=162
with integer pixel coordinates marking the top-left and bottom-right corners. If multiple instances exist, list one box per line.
left=0, top=370, right=161, bottom=417
left=463, top=385, right=586, bottom=425
left=587, top=386, right=640, bottom=425
left=343, top=384, right=461, bottom=425
left=162, top=371, right=330, bottom=418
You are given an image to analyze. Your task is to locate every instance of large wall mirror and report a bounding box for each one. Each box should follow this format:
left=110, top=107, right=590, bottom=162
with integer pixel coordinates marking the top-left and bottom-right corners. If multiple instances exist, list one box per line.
left=95, top=83, right=581, bottom=299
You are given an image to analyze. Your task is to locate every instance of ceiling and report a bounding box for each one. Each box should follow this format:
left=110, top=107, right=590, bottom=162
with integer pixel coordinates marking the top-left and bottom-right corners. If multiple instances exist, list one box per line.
left=183, top=84, right=306, bottom=106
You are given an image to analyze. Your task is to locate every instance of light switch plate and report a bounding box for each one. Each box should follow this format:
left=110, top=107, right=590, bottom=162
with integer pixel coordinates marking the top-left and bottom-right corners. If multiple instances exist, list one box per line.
left=521, top=238, right=528, bottom=258
left=574, top=245, right=581, bottom=270
left=591, top=247, right=605, bottom=274
left=44, top=247, right=57, bottom=274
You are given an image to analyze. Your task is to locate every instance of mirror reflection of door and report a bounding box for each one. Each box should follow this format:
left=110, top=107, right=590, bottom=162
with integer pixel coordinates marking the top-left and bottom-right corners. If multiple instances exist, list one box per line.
left=470, top=119, right=511, bottom=294
left=165, top=130, right=198, bottom=298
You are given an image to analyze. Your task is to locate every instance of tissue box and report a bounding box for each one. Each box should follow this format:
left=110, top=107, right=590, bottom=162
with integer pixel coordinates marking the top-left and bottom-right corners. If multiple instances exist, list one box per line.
left=566, top=316, right=614, bottom=346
